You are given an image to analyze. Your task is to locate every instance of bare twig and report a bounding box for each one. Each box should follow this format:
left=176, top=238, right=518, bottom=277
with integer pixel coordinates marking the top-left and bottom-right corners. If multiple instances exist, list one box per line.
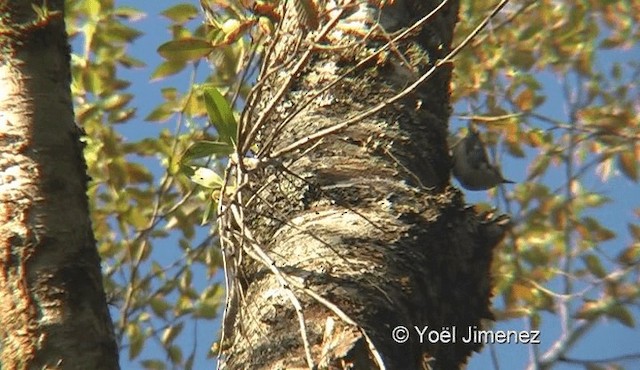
left=269, top=0, right=511, bottom=159
left=229, top=204, right=316, bottom=369
left=240, top=7, right=347, bottom=154
left=258, top=0, right=452, bottom=157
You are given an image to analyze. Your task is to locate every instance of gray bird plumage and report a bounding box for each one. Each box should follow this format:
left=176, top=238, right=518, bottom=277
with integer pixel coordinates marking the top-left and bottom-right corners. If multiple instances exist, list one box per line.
left=452, top=124, right=514, bottom=190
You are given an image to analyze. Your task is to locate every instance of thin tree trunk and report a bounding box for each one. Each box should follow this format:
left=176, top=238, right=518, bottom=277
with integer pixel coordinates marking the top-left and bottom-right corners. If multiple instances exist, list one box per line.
left=0, top=1, right=119, bottom=369
left=220, top=1, right=508, bottom=369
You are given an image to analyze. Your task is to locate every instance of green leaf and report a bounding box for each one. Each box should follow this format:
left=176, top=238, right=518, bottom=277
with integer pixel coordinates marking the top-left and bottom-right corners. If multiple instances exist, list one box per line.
left=628, top=223, right=640, bottom=239
left=128, top=324, right=144, bottom=359
left=167, top=345, right=183, bottom=364
left=171, top=24, right=193, bottom=40
left=141, top=360, right=167, bottom=370
left=161, top=4, right=199, bottom=24
left=200, top=198, right=216, bottom=225
left=185, top=354, right=195, bottom=370
left=196, top=298, right=219, bottom=319
left=582, top=255, right=606, bottom=278
left=113, top=6, right=145, bottom=21
left=76, top=103, right=100, bottom=123
left=125, top=162, right=153, bottom=183
left=161, top=87, right=179, bottom=100
left=203, top=86, right=237, bottom=144
left=108, top=108, right=136, bottom=123
left=190, top=167, right=223, bottom=189
left=145, top=101, right=177, bottom=122
left=617, top=243, right=640, bottom=265
left=125, top=207, right=148, bottom=229
left=182, top=141, right=233, bottom=162
left=161, top=322, right=184, bottom=345
left=106, top=22, right=143, bottom=43
left=158, top=38, right=213, bottom=61
left=201, top=191, right=217, bottom=224
left=575, top=300, right=605, bottom=320
left=151, top=60, right=187, bottom=80
left=582, top=193, right=611, bottom=208
left=149, top=297, right=171, bottom=318
left=607, top=305, right=635, bottom=328
left=118, top=55, right=146, bottom=68
left=83, top=0, right=101, bottom=18
left=196, top=285, right=222, bottom=318
left=581, top=216, right=616, bottom=242
left=102, top=93, right=133, bottom=110
left=527, top=155, right=550, bottom=180
left=618, top=151, right=638, bottom=181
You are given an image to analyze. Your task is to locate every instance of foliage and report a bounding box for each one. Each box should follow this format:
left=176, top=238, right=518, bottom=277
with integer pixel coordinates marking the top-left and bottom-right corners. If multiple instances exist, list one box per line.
left=64, top=0, right=640, bottom=369
left=453, top=1, right=640, bottom=368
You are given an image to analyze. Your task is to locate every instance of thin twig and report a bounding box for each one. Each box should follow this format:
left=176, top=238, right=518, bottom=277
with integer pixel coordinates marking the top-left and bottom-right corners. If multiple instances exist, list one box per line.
left=258, top=0, right=451, bottom=157
left=240, top=7, right=347, bottom=154
left=230, top=205, right=316, bottom=369
left=269, top=0, right=511, bottom=159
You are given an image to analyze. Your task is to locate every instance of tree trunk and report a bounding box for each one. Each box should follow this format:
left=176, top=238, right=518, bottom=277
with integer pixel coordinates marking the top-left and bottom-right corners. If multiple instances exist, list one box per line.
left=0, top=1, right=119, bottom=369
left=221, top=1, right=507, bottom=369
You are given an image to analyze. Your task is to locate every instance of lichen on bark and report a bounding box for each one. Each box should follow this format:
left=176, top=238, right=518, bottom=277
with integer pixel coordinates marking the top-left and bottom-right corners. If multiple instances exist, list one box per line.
left=218, top=1, right=507, bottom=369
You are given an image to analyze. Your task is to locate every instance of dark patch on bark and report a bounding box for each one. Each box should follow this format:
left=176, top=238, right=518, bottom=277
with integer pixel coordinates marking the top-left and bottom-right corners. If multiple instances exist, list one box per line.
left=222, top=1, right=505, bottom=369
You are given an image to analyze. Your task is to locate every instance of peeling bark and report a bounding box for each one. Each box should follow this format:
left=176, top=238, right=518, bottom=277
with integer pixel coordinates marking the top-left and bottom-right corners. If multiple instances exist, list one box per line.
left=0, top=1, right=119, bottom=369
left=220, top=1, right=508, bottom=369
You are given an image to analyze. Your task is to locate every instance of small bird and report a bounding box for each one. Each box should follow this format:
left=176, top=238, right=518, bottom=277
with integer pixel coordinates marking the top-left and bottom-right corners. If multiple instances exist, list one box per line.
left=451, top=124, right=514, bottom=190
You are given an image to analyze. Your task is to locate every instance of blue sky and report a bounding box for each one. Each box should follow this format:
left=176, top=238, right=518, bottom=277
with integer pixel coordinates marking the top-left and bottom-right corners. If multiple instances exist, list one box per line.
left=82, top=1, right=640, bottom=369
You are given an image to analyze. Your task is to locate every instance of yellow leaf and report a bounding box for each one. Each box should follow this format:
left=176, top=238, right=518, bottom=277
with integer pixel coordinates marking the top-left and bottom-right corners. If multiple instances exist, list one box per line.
left=221, top=19, right=255, bottom=45
left=512, top=283, right=535, bottom=302
left=515, top=89, right=534, bottom=111
left=575, top=300, right=605, bottom=320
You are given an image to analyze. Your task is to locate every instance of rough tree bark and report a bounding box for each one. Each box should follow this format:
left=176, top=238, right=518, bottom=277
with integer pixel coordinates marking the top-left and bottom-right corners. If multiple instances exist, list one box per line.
left=0, top=1, right=119, bottom=369
left=220, top=1, right=508, bottom=369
